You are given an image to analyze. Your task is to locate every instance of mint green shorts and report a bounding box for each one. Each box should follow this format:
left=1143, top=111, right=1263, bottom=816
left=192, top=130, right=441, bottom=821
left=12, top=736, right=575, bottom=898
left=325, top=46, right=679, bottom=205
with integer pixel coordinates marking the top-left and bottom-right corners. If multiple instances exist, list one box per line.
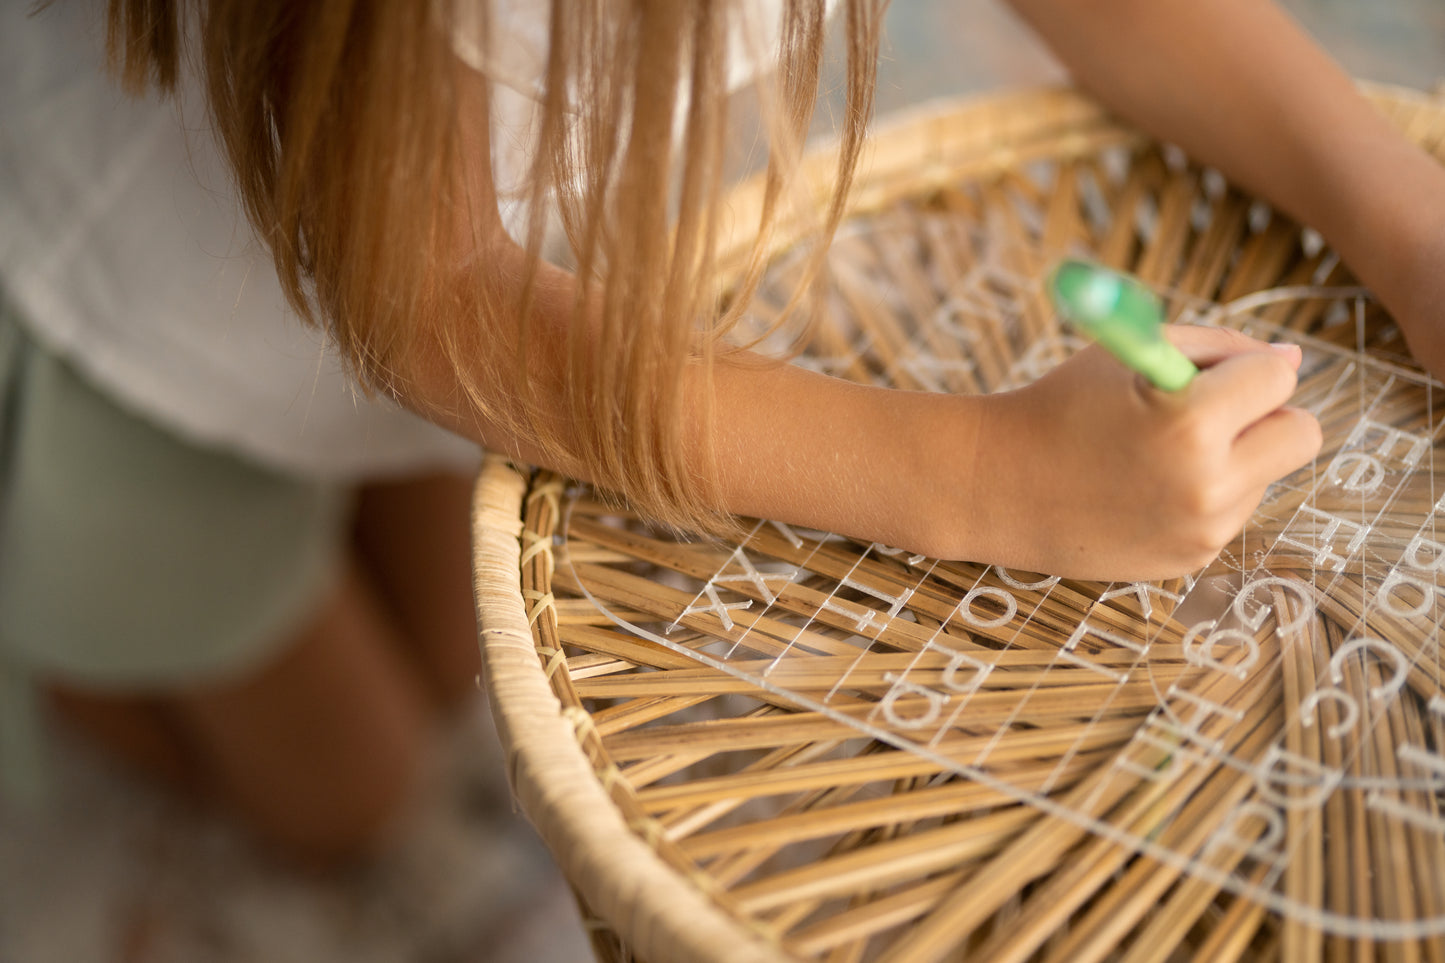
left=0, top=300, right=351, bottom=804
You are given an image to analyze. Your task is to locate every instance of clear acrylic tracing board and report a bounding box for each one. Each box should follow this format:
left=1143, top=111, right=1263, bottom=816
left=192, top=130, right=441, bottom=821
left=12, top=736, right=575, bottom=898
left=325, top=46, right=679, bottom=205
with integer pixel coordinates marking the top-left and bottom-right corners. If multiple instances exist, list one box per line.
left=557, top=213, right=1445, bottom=940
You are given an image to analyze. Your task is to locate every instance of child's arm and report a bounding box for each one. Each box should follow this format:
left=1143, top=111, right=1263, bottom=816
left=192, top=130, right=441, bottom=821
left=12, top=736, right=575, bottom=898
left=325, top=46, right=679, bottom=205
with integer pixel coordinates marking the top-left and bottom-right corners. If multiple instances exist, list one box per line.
left=417, top=183, right=1316, bottom=581
left=1006, top=0, right=1445, bottom=376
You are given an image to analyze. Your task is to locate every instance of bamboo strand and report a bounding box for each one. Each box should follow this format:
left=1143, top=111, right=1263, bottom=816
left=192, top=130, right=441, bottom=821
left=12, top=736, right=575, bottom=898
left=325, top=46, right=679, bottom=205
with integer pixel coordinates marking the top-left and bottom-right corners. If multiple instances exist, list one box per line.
left=1281, top=603, right=1327, bottom=962
left=728, top=805, right=1034, bottom=913
left=1182, top=863, right=1278, bottom=963
left=680, top=758, right=1087, bottom=859
left=788, top=871, right=967, bottom=956
left=634, top=718, right=1139, bottom=811
left=591, top=695, right=716, bottom=738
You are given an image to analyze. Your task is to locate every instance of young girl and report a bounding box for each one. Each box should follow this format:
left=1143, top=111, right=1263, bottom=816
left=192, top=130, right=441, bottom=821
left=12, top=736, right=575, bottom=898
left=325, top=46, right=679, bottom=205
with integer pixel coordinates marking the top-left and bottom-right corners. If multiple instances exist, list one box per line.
left=4, top=0, right=1443, bottom=860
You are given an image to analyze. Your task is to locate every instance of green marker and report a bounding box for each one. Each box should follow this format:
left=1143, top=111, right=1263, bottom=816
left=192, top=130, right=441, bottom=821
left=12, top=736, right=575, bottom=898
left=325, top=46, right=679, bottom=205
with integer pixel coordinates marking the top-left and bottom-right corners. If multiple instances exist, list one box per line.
left=1047, top=259, right=1198, bottom=391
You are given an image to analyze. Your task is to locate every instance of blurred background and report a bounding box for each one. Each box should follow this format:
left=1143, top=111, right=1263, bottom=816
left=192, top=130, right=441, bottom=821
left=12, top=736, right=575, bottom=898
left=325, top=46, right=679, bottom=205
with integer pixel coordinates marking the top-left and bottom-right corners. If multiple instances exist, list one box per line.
left=1, top=2, right=1439, bottom=962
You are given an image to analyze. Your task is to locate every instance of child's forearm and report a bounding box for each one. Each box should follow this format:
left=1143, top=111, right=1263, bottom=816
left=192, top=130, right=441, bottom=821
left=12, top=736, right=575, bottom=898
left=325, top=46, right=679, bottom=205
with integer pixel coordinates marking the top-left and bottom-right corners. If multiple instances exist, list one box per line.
left=703, top=357, right=988, bottom=557
left=401, top=239, right=1317, bottom=578
left=403, top=243, right=990, bottom=557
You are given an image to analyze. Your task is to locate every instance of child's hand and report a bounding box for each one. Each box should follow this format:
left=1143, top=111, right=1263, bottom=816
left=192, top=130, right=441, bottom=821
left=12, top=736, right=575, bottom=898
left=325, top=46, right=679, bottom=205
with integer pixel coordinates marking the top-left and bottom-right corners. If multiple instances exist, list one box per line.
left=962, top=326, right=1322, bottom=581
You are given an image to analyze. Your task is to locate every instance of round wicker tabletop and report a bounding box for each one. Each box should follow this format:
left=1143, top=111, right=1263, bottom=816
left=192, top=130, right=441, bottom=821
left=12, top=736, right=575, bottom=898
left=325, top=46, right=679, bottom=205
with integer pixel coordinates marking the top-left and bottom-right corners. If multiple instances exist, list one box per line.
left=472, top=84, right=1445, bottom=962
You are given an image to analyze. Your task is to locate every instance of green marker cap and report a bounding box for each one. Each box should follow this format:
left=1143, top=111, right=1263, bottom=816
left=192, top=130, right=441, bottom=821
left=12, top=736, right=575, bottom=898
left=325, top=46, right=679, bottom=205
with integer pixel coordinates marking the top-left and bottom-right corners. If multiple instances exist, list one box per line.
left=1047, top=259, right=1198, bottom=391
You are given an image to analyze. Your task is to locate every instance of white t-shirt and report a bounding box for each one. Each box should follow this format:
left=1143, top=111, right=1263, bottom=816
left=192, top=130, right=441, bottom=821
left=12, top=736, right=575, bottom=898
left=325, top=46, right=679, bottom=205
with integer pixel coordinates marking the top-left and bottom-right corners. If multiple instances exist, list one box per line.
left=0, top=2, right=476, bottom=480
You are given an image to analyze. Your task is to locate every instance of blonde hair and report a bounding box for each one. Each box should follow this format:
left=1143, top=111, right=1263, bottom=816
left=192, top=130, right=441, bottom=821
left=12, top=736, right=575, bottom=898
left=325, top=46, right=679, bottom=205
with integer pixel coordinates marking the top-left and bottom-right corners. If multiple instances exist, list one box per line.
left=104, top=0, right=881, bottom=533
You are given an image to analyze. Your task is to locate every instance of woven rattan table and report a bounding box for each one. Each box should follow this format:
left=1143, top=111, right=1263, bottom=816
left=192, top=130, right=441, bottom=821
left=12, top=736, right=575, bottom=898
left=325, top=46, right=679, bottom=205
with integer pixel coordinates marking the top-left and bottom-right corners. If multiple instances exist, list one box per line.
left=472, top=85, right=1445, bottom=962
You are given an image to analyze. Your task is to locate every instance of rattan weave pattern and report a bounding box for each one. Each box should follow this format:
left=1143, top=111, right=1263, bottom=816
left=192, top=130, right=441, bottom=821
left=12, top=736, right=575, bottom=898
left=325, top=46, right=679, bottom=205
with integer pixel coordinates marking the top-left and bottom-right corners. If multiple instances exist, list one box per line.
left=473, top=85, right=1445, bottom=962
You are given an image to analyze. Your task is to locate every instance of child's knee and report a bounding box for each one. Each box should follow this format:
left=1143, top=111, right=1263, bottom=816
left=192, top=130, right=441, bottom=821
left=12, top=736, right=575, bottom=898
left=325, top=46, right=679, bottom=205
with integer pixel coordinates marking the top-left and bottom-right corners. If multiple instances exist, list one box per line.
left=175, top=566, right=441, bottom=864
left=247, top=732, right=428, bottom=866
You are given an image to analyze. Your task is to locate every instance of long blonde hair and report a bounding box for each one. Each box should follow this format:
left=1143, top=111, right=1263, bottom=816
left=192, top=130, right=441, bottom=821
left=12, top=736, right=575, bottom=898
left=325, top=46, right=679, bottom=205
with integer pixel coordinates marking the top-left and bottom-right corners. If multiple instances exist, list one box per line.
left=104, top=0, right=881, bottom=533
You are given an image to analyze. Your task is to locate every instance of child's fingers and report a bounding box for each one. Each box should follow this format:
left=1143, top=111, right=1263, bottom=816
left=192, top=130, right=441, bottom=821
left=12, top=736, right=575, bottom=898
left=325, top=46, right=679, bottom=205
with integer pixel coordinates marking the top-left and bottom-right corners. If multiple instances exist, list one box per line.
left=1165, top=324, right=1295, bottom=368
left=1231, top=404, right=1324, bottom=482
left=1184, top=348, right=1302, bottom=433
left=1264, top=341, right=1304, bottom=372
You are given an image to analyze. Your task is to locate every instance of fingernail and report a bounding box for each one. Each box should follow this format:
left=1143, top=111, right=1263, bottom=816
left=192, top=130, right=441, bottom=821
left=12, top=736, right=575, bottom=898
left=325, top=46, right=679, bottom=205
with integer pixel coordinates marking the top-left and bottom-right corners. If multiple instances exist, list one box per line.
left=1268, top=343, right=1302, bottom=356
